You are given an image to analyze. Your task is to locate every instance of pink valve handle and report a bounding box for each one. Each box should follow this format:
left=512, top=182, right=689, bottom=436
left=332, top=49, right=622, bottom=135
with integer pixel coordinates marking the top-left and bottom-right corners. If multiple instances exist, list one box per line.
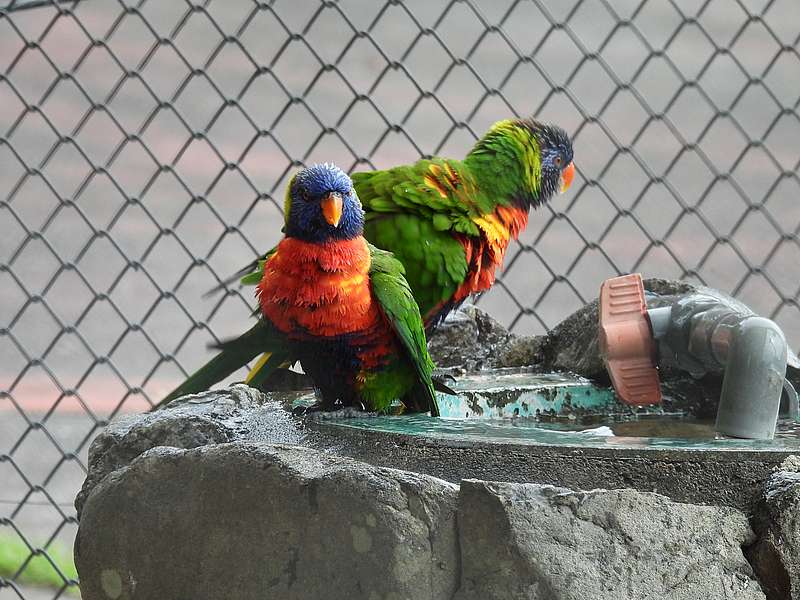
left=598, top=273, right=662, bottom=406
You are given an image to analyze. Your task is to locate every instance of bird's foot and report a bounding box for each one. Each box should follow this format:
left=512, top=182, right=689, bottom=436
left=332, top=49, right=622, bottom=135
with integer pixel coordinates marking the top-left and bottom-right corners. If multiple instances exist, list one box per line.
left=291, top=402, right=325, bottom=417
left=433, top=370, right=458, bottom=385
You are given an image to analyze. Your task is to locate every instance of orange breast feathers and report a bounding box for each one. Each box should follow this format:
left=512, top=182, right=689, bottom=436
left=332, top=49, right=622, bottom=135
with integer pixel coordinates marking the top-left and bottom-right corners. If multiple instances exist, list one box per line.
left=257, top=237, right=382, bottom=338
left=454, top=204, right=530, bottom=302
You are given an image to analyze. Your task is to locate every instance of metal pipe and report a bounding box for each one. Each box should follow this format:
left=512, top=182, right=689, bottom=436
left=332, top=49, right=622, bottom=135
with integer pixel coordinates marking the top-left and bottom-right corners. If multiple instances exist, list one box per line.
left=784, top=379, right=799, bottom=420
left=713, top=317, right=787, bottom=439
left=649, top=303, right=789, bottom=440
left=600, top=274, right=796, bottom=439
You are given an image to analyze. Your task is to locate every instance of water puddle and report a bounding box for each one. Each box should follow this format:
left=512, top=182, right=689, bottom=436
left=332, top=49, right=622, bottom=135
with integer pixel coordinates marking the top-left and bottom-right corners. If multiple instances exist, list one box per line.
left=296, top=371, right=800, bottom=450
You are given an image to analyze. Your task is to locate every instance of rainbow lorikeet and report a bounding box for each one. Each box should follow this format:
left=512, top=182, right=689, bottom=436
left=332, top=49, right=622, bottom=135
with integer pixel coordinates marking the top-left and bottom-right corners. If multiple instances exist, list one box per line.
left=156, top=164, right=440, bottom=415
left=230, top=118, right=574, bottom=385
left=234, top=118, right=575, bottom=330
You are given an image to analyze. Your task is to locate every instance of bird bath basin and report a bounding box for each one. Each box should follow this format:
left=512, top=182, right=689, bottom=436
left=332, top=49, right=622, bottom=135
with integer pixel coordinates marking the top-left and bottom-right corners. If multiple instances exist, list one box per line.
left=293, top=370, right=800, bottom=510
left=296, top=370, right=800, bottom=451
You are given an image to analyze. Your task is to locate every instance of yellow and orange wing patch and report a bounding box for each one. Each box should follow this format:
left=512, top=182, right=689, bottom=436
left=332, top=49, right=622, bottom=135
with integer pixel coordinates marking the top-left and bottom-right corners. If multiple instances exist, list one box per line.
left=423, top=161, right=464, bottom=199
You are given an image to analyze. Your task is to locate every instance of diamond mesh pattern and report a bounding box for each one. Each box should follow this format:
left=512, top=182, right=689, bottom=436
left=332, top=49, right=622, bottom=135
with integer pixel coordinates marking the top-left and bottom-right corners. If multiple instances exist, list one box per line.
left=1, top=0, right=798, bottom=596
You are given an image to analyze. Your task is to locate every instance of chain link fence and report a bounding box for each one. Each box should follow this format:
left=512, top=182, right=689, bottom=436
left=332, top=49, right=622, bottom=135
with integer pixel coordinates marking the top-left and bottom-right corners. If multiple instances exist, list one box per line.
left=1, top=0, right=798, bottom=597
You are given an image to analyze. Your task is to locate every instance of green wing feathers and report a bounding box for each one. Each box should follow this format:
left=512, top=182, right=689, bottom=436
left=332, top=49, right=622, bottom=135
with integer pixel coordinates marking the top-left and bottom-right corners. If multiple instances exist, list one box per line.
left=368, top=245, right=440, bottom=416
left=353, top=158, right=488, bottom=223
left=364, top=215, right=466, bottom=319
left=352, top=159, right=494, bottom=318
left=239, top=247, right=276, bottom=286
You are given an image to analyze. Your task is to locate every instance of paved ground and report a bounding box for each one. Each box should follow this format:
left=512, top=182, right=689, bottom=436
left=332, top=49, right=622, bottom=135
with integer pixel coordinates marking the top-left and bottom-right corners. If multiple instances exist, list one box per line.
left=1, top=411, right=89, bottom=538
left=0, top=1, right=798, bottom=599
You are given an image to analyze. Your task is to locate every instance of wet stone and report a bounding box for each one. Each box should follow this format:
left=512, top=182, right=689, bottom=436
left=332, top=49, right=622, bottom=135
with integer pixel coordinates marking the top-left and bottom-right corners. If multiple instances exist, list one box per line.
left=75, top=444, right=460, bottom=600
left=74, top=386, right=798, bottom=597
left=428, top=303, right=541, bottom=372
left=75, top=438, right=766, bottom=600
left=74, top=384, right=306, bottom=515
left=748, top=455, right=800, bottom=600
left=455, top=480, right=764, bottom=600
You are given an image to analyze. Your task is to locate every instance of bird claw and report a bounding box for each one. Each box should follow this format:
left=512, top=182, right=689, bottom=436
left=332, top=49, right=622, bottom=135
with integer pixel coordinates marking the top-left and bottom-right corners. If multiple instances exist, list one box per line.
left=292, top=399, right=377, bottom=419
left=433, top=371, right=458, bottom=385
left=432, top=372, right=459, bottom=395
left=291, top=402, right=324, bottom=417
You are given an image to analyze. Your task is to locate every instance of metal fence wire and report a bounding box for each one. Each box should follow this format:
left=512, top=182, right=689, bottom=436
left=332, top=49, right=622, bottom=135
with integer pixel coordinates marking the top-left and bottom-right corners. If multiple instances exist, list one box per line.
left=1, top=0, right=798, bottom=597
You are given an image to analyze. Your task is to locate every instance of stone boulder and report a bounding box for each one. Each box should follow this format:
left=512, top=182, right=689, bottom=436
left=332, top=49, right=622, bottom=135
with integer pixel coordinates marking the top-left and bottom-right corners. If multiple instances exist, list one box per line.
left=748, top=455, right=800, bottom=600
left=428, top=303, right=542, bottom=371
left=456, top=480, right=764, bottom=600
left=75, top=411, right=768, bottom=600
left=74, top=384, right=305, bottom=515
left=75, top=443, right=460, bottom=600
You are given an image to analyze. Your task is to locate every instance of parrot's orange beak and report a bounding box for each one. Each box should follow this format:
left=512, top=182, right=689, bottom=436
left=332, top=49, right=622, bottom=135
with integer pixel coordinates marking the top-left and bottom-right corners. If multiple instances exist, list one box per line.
left=321, top=192, right=343, bottom=227
left=560, top=161, right=575, bottom=194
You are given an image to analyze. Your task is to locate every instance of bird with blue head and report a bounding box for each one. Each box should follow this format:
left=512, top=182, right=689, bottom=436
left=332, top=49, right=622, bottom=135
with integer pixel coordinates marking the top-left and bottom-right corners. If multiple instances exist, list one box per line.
left=227, top=116, right=575, bottom=334
left=283, top=162, right=364, bottom=242
left=158, top=163, right=441, bottom=415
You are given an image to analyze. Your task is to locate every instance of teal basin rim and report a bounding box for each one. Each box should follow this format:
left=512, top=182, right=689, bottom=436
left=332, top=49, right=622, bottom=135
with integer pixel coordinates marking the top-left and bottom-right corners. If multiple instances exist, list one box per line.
left=294, top=370, right=800, bottom=451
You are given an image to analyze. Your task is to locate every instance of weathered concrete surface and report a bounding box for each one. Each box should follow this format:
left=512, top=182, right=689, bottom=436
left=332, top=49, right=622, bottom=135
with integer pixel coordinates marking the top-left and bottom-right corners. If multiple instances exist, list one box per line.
left=76, top=386, right=795, bottom=517
left=748, top=455, right=800, bottom=600
left=76, top=440, right=766, bottom=600
left=305, top=421, right=794, bottom=513
left=74, top=384, right=304, bottom=515
left=456, top=480, right=764, bottom=600
left=75, top=443, right=460, bottom=600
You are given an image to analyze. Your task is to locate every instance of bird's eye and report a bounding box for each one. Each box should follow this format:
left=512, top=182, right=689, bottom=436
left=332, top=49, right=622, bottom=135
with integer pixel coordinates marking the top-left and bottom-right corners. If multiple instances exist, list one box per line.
left=554, top=156, right=563, bottom=167
left=301, top=188, right=311, bottom=201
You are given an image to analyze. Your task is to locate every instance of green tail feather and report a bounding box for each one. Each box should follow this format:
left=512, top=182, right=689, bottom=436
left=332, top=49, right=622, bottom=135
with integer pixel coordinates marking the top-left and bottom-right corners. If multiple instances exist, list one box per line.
left=152, top=320, right=283, bottom=411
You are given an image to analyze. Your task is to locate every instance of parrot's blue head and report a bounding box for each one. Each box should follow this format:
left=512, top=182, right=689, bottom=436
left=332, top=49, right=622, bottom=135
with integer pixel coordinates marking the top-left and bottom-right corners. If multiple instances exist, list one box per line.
left=284, top=163, right=364, bottom=242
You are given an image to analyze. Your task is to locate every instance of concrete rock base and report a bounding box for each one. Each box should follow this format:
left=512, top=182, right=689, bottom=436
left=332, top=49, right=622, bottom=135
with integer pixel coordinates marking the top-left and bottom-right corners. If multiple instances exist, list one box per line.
left=76, top=443, right=764, bottom=600
left=73, top=387, right=800, bottom=599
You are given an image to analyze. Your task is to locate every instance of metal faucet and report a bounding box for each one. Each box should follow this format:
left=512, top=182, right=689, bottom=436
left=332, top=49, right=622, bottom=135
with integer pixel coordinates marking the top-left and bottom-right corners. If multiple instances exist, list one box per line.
left=599, top=273, right=798, bottom=440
